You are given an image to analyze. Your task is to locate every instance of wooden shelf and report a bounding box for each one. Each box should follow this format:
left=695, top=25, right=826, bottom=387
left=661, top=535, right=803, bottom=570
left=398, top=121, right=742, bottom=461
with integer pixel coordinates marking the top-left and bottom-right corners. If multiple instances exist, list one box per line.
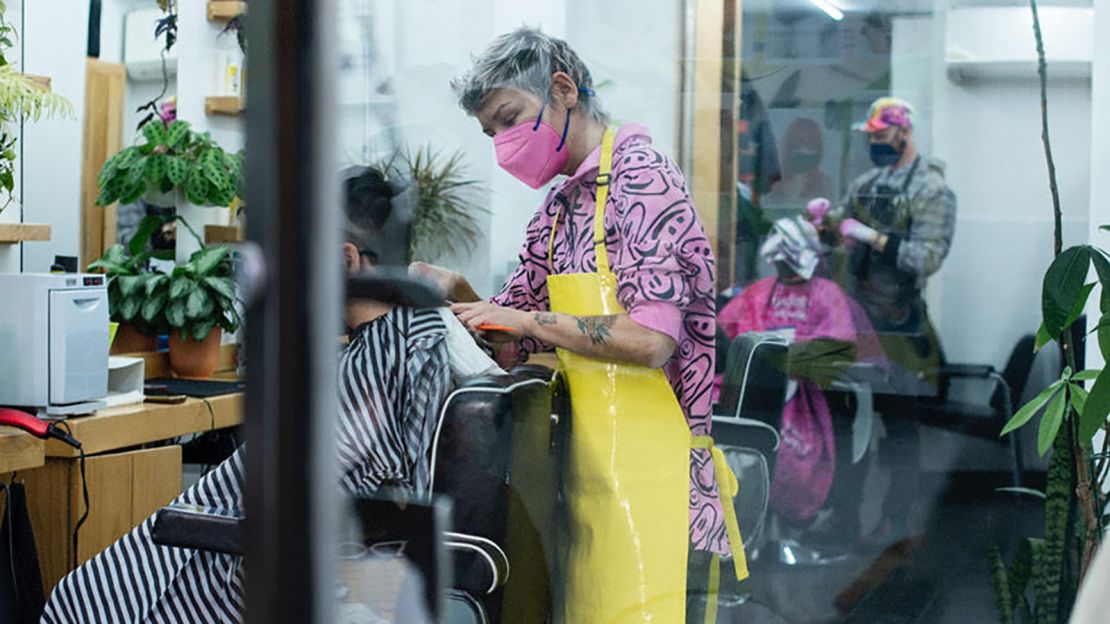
left=19, top=73, right=51, bottom=92
left=205, top=224, right=243, bottom=244
left=947, top=59, right=1092, bottom=83
left=0, top=223, right=51, bottom=244
left=205, top=96, right=245, bottom=116
left=207, top=1, right=246, bottom=21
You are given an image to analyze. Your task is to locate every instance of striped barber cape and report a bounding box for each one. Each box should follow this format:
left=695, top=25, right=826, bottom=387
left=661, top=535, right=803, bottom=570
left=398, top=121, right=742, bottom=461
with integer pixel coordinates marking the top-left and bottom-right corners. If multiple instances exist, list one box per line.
left=41, top=307, right=451, bottom=623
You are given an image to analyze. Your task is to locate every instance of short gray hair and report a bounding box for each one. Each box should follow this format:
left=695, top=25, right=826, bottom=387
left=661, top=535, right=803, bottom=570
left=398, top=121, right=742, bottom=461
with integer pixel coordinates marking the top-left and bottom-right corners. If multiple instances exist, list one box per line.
left=452, top=26, right=609, bottom=125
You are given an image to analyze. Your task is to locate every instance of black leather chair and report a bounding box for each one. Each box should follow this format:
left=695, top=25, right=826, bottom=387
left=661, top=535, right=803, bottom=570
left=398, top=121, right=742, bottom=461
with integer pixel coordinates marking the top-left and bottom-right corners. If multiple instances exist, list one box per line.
left=713, top=332, right=789, bottom=556
left=428, top=365, right=562, bottom=624
left=909, top=334, right=1041, bottom=485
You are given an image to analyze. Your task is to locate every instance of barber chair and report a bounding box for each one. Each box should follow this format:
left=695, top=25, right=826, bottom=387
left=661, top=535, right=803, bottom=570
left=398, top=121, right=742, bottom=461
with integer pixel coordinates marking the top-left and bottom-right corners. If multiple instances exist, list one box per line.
left=711, top=332, right=787, bottom=576
left=150, top=365, right=561, bottom=624
left=428, top=365, right=563, bottom=623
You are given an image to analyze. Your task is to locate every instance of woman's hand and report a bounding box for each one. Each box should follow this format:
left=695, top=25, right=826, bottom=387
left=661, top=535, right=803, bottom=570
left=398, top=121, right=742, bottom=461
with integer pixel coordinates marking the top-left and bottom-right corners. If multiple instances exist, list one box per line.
left=451, top=301, right=533, bottom=342
left=410, top=262, right=481, bottom=303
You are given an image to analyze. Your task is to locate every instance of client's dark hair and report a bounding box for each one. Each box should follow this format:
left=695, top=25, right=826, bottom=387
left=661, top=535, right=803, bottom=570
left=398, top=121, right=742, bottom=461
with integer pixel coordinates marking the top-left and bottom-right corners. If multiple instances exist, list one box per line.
left=343, top=166, right=395, bottom=259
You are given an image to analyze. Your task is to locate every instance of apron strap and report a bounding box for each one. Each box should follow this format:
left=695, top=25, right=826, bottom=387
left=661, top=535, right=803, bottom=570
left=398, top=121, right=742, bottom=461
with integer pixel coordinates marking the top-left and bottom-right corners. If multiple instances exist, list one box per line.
left=691, top=434, right=750, bottom=581
left=705, top=554, right=721, bottom=624
left=593, top=127, right=616, bottom=274
left=547, top=200, right=563, bottom=274
left=546, top=127, right=618, bottom=275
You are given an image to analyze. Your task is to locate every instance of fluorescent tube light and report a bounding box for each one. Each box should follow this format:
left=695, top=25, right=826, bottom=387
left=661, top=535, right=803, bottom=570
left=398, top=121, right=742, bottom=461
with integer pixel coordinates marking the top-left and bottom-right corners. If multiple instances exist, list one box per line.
left=812, top=0, right=844, bottom=21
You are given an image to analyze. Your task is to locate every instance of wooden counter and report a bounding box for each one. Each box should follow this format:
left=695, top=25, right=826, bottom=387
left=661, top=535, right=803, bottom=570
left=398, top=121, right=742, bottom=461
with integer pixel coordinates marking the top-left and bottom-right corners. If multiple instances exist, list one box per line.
left=45, top=393, right=244, bottom=458
left=0, top=426, right=45, bottom=473
left=28, top=391, right=244, bottom=593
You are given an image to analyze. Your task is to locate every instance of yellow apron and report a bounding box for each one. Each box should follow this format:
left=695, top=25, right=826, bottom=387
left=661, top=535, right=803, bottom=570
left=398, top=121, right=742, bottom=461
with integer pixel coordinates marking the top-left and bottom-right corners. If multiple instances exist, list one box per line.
left=547, top=128, right=748, bottom=624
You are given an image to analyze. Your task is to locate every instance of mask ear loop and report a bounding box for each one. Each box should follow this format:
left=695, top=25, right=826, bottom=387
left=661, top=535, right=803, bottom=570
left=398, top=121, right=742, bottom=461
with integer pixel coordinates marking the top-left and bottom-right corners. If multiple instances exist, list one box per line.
left=555, top=104, right=571, bottom=152
left=532, top=91, right=549, bottom=132
left=534, top=87, right=574, bottom=152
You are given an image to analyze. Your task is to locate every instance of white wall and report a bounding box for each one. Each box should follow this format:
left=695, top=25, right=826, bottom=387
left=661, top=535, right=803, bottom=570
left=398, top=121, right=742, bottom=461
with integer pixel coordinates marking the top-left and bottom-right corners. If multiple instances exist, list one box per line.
left=176, top=1, right=243, bottom=154
left=17, top=1, right=89, bottom=273
left=930, top=7, right=1093, bottom=369
left=102, top=0, right=179, bottom=142
left=1088, top=0, right=1110, bottom=373
left=0, top=0, right=23, bottom=274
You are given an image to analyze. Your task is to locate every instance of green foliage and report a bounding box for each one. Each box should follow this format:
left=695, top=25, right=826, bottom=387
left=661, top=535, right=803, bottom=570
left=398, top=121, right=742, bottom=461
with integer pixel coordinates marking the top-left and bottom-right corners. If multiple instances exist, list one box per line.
left=164, top=245, right=240, bottom=342
left=989, top=544, right=1015, bottom=624
left=1041, top=247, right=1091, bottom=338
left=0, top=5, right=74, bottom=212
left=1008, top=244, right=1110, bottom=454
left=1039, top=431, right=1073, bottom=622
left=87, top=215, right=171, bottom=334
left=378, top=146, right=487, bottom=263
left=991, top=538, right=1041, bottom=624
left=96, top=120, right=244, bottom=208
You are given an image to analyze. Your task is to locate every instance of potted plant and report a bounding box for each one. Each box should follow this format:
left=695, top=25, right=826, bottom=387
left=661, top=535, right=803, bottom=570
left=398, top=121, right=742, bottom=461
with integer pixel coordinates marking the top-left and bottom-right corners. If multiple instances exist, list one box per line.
left=164, top=244, right=240, bottom=379
left=95, top=118, right=244, bottom=262
left=378, top=146, right=487, bottom=263
left=87, top=215, right=171, bottom=353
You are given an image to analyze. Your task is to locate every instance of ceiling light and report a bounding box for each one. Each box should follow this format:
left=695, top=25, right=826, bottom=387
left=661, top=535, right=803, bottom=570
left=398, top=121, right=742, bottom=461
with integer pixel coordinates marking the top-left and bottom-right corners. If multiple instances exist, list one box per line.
left=812, top=0, right=844, bottom=21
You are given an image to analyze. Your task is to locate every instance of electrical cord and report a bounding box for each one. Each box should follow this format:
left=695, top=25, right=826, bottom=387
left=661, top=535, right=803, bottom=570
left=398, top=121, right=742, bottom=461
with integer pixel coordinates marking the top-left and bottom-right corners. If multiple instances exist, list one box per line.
left=4, top=481, right=20, bottom=607
left=59, top=421, right=89, bottom=571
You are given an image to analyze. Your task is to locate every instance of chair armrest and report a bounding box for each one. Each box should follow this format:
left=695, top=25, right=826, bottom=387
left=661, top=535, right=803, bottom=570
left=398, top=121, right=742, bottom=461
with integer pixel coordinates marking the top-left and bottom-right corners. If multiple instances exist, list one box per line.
left=348, top=268, right=443, bottom=308
left=940, top=363, right=996, bottom=379
left=445, top=532, right=510, bottom=595
left=712, top=416, right=780, bottom=454
left=151, top=504, right=243, bottom=556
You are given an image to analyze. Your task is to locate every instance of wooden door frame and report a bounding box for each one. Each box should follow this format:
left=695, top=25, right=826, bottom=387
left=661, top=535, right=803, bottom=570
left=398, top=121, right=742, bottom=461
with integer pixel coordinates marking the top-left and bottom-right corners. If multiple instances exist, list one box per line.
left=679, top=0, right=743, bottom=291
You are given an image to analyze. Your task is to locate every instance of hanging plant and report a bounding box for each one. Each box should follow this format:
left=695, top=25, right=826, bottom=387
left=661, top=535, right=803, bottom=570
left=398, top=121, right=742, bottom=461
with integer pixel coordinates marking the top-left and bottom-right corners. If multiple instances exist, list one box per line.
left=0, top=0, right=74, bottom=212
left=96, top=120, right=244, bottom=208
left=135, top=0, right=178, bottom=130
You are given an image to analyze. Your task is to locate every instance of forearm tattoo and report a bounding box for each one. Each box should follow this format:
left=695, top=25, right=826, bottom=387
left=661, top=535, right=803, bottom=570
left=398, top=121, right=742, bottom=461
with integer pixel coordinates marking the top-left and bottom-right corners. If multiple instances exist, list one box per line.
left=533, top=312, right=558, bottom=326
left=576, top=315, right=617, bottom=346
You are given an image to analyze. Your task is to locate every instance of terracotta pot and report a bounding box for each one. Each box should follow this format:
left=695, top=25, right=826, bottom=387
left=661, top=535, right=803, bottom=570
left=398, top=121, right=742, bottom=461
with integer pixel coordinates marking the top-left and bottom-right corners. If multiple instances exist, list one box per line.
left=111, top=324, right=158, bottom=354
left=168, top=328, right=223, bottom=379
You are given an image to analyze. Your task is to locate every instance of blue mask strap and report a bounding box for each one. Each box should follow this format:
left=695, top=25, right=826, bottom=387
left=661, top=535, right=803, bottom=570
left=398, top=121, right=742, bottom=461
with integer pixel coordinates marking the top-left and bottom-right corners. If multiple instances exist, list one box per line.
left=556, top=104, right=571, bottom=152
left=532, top=91, right=549, bottom=131
left=533, top=89, right=573, bottom=152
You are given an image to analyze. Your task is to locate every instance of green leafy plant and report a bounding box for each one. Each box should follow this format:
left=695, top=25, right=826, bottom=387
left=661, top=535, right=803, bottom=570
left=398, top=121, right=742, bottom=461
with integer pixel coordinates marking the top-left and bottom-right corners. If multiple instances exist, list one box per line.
left=88, top=215, right=172, bottom=334
left=164, top=244, right=240, bottom=342
left=379, top=146, right=487, bottom=263
left=95, top=120, right=244, bottom=208
left=991, top=2, right=1106, bottom=622
left=0, top=0, right=74, bottom=211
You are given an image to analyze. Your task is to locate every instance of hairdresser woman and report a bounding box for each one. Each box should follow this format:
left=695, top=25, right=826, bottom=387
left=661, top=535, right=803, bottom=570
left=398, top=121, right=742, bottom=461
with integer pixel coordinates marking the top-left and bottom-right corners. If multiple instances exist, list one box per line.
left=413, top=27, right=746, bottom=623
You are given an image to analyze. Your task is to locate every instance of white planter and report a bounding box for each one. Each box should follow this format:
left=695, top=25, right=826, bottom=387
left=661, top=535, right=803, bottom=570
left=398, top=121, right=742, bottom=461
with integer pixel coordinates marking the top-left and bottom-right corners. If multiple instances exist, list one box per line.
left=176, top=201, right=227, bottom=264
left=143, top=186, right=179, bottom=210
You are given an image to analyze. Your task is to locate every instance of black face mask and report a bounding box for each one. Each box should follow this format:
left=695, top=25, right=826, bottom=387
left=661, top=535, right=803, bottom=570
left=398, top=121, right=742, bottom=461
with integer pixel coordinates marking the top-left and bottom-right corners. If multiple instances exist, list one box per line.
left=789, top=150, right=821, bottom=173
left=869, top=141, right=902, bottom=168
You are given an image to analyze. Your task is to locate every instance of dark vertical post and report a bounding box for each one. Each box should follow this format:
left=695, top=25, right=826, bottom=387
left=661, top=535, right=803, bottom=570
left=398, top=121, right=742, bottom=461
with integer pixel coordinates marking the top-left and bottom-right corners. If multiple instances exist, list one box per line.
left=242, top=1, right=340, bottom=622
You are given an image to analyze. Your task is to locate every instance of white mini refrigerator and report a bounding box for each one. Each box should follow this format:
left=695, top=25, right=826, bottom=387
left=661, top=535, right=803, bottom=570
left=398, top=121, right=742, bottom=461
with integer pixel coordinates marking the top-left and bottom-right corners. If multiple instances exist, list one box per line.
left=0, top=274, right=110, bottom=416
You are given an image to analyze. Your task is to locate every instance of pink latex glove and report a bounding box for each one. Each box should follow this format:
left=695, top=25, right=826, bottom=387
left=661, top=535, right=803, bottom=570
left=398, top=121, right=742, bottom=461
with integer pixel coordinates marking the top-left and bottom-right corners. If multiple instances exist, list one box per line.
left=806, top=198, right=831, bottom=225
left=839, top=218, right=879, bottom=245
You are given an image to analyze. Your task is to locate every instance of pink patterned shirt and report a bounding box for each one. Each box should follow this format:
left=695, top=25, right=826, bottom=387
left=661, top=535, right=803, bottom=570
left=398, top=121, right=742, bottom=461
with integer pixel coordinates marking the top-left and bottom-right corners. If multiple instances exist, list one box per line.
left=491, top=124, right=726, bottom=554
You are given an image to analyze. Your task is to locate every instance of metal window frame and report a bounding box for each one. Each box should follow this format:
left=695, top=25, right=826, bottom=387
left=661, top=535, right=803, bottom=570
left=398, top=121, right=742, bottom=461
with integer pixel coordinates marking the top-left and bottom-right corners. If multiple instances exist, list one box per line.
left=243, top=2, right=341, bottom=622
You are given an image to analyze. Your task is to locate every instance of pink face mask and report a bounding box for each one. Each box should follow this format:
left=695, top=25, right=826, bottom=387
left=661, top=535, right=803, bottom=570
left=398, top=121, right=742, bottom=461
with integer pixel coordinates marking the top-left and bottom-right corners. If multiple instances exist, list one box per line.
left=494, top=96, right=571, bottom=189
